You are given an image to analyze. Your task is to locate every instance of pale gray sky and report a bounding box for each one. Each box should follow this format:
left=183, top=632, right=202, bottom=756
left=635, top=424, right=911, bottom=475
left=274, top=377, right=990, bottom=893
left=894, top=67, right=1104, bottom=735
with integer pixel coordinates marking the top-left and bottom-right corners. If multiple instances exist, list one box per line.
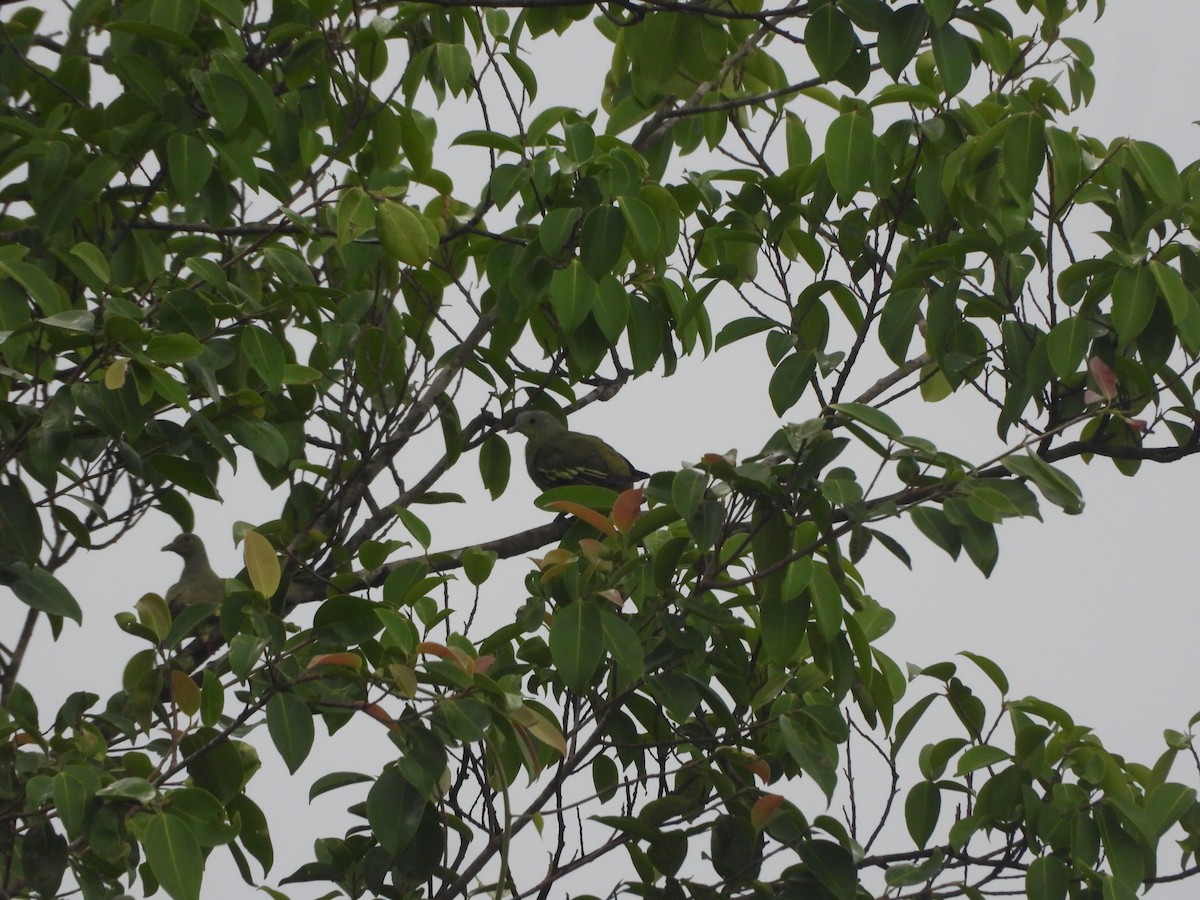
left=8, top=1, right=1199, bottom=896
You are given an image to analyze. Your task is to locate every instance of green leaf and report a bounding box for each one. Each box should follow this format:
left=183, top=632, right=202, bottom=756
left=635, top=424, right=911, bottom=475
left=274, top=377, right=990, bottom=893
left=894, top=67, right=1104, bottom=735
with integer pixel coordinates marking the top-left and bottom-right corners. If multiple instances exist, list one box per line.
left=599, top=609, right=644, bottom=681
left=798, top=839, right=857, bottom=900
left=462, top=546, right=497, bottom=586
left=904, top=781, right=940, bottom=848
left=4, top=562, right=82, bottom=623
left=240, top=325, right=285, bottom=391
left=1045, top=316, right=1090, bottom=378
left=550, top=259, right=597, bottom=333
left=366, top=768, right=427, bottom=855
left=958, top=651, right=1009, bottom=694
left=825, top=109, right=876, bottom=201
left=617, top=196, right=661, bottom=263
left=436, top=42, right=473, bottom=96
left=956, top=744, right=1010, bottom=774
left=878, top=5, right=930, bottom=79
left=549, top=601, right=604, bottom=693
left=830, top=402, right=902, bottom=439
left=931, top=25, right=972, bottom=97
left=265, top=692, right=313, bottom=774
left=1145, top=783, right=1197, bottom=837
left=478, top=434, right=511, bottom=501
left=1003, top=113, right=1045, bottom=197
left=0, top=259, right=67, bottom=313
left=377, top=201, right=433, bottom=266
left=1111, top=264, right=1157, bottom=345
left=769, top=350, right=815, bottom=415
left=809, top=564, right=842, bottom=642
left=1001, top=453, right=1084, bottom=515
left=716, top=316, right=774, bottom=350
left=0, top=484, right=42, bottom=565
left=144, top=813, right=203, bottom=900
left=146, top=333, right=205, bottom=365
left=539, top=206, right=582, bottom=257
left=1026, top=856, right=1069, bottom=900
left=451, top=129, right=524, bottom=154
left=563, top=120, right=595, bottom=163
left=1128, top=140, right=1182, bottom=206
left=670, top=468, right=707, bottom=521
left=805, top=5, right=856, bottom=80
left=910, top=506, right=960, bottom=558
left=53, top=765, right=101, bottom=839
left=579, top=205, right=626, bottom=279
left=1149, top=260, right=1191, bottom=325
left=167, top=133, right=213, bottom=200
left=308, top=771, right=373, bottom=802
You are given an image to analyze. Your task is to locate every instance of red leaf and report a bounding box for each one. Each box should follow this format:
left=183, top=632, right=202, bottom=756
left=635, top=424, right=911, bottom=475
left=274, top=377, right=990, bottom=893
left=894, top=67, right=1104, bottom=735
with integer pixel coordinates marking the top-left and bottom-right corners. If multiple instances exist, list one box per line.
left=1088, top=357, right=1118, bottom=401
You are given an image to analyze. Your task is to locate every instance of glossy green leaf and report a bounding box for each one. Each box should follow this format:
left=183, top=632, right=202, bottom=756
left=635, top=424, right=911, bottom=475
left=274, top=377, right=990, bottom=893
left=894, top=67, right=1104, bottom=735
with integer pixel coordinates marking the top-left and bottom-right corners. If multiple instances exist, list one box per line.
left=266, top=692, right=313, bottom=774
left=0, top=484, right=42, bottom=565
left=1026, top=856, right=1069, bottom=900
left=1045, top=316, right=1090, bottom=378
left=769, top=350, right=816, bottom=415
left=805, top=5, right=856, bottom=80
left=366, top=768, right=426, bottom=856
left=599, top=608, right=644, bottom=681
left=904, top=781, right=940, bottom=848
left=549, top=601, right=604, bottom=692
left=579, top=205, right=626, bottom=279
left=1128, top=140, right=1182, bottom=206
left=167, top=133, right=213, bottom=200
left=144, top=813, right=203, bottom=900
left=1111, top=264, right=1157, bottom=345
left=5, top=562, right=82, bottom=623
left=878, top=5, right=930, bottom=79
left=1003, top=113, right=1045, bottom=197
left=931, top=25, right=972, bottom=96
left=825, top=109, right=876, bottom=201
left=617, top=196, right=661, bottom=263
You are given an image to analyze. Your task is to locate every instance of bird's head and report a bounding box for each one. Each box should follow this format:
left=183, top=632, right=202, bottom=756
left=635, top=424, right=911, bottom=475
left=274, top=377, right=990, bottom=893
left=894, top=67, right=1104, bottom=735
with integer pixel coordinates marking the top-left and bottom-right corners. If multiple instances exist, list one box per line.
left=163, top=533, right=206, bottom=559
left=509, top=409, right=566, bottom=438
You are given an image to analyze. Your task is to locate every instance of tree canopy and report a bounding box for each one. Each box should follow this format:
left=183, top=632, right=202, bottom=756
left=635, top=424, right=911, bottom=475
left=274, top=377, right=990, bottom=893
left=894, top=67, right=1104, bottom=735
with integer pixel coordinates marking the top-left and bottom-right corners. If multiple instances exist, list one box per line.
left=2, top=0, right=1200, bottom=898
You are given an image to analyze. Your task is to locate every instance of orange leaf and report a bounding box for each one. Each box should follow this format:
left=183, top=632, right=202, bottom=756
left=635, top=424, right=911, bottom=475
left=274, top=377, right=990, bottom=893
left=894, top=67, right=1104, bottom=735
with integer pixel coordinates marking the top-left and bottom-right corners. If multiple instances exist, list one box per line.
left=307, top=652, right=363, bottom=670
left=417, top=641, right=453, bottom=659
left=611, top=487, right=644, bottom=533
left=747, top=757, right=771, bottom=783
left=475, top=655, right=495, bottom=674
left=751, top=793, right=785, bottom=830
left=362, top=703, right=397, bottom=729
left=546, top=499, right=616, bottom=535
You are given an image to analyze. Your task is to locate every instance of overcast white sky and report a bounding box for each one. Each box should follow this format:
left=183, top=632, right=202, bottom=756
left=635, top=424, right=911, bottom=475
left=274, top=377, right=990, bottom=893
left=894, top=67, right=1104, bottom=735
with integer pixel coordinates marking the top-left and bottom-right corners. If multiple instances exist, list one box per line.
left=8, top=1, right=1200, bottom=896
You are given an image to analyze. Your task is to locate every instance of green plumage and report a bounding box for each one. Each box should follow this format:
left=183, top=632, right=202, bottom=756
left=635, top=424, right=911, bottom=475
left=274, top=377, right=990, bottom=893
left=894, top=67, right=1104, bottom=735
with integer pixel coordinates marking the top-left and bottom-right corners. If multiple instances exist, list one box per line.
left=510, top=410, right=649, bottom=491
left=162, top=533, right=225, bottom=617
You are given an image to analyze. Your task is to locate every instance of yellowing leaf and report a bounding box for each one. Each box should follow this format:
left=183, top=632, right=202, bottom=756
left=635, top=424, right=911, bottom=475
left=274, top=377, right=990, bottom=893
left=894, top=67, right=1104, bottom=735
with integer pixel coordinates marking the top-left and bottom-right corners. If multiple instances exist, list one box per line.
left=105, top=358, right=128, bottom=389
left=243, top=529, right=281, bottom=597
left=170, top=670, right=201, bottom=717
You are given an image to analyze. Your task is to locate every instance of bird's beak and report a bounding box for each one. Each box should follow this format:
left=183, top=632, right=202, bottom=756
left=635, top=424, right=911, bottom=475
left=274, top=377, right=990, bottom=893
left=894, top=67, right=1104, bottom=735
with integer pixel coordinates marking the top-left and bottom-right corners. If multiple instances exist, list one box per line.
left=162, top=541, right=174, bottom=553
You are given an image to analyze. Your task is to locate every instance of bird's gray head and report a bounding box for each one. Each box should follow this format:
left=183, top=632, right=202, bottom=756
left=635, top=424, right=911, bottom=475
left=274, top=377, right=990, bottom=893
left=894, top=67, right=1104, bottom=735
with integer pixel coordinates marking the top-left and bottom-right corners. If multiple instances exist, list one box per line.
left=163, top=533, right=205, bottom=558
left=510, top=409, right=565, bottom=437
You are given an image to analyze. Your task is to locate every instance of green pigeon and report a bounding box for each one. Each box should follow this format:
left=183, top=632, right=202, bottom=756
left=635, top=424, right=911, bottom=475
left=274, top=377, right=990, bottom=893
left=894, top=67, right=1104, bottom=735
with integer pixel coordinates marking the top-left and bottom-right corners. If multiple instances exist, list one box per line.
left=162, top=533, right=225, bottom=616
left=510, top=410, right=649, bottom=492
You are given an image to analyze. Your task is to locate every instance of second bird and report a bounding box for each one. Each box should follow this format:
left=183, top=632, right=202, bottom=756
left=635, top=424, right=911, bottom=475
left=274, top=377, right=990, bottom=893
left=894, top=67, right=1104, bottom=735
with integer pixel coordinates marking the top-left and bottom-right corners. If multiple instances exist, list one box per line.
left=510, top=410, right=649, bottom=492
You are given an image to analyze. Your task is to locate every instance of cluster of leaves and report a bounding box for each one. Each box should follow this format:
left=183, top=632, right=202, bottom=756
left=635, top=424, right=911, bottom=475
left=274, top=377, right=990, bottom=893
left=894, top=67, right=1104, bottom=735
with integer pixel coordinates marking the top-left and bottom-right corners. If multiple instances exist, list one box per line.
left=4, top=0, right=1200, bottom=897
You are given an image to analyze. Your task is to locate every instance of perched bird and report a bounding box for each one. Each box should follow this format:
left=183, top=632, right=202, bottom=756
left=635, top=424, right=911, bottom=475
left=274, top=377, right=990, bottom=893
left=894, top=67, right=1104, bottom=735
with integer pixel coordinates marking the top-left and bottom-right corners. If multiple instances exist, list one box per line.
left=510, top=409, right=649, bottom=491
left=162, top=533, right=225, bottom=616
